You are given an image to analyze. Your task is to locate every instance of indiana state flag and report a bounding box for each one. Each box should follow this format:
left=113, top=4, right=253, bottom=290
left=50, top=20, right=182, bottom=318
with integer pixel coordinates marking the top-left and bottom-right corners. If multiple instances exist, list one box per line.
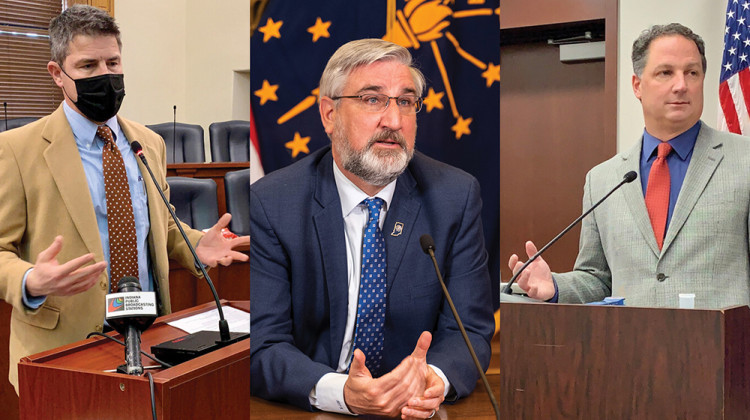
left=251, top=0, right=500, bottom=308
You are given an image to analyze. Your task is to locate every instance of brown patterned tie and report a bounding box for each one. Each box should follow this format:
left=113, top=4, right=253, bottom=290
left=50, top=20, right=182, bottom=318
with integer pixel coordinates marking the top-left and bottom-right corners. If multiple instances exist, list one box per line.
left=97, top=125, right=139, bottom=292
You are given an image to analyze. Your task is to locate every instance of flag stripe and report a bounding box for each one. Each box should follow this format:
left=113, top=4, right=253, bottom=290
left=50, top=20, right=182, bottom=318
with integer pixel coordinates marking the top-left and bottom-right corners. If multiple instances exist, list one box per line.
left=720, top=80, right=742, bottom=134
left=728, top=70, right=750, bottom=134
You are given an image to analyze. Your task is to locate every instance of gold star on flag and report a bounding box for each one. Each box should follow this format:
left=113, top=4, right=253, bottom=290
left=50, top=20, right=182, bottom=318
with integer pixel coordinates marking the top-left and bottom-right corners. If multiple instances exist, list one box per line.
left=422, top=88, right=444, bottom=113
left=285, top=132, right=310, bottom=158
left=254, top=80, right=279, bottom=105
left=307, top=17, right=331, bottom=42
left=451, top=116, right=472, bottom=140
left=481, top=62, right=500, bottom=87
left=258, top=18, right=283, bottom=43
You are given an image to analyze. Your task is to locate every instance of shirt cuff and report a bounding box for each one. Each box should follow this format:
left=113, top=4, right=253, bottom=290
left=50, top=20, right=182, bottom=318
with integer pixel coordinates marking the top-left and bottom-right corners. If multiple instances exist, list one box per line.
left=309, top=372, right=354, bottom=415
left=22, top=268, right=46, bottom=309
left=428, top=364, right=453, bottom=398
left=547, top=276, right=559, bottom=303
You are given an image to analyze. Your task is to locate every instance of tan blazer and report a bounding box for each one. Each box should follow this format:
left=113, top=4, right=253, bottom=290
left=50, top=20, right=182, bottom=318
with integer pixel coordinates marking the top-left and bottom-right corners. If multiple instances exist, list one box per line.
left=0, top=104, right=204, bottom=390
left=555, top=123, right=750, bottom=309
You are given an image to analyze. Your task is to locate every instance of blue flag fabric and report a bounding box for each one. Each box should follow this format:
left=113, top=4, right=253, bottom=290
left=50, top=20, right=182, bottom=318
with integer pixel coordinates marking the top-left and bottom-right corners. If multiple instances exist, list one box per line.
left=251, top=0, right=500, bottom=308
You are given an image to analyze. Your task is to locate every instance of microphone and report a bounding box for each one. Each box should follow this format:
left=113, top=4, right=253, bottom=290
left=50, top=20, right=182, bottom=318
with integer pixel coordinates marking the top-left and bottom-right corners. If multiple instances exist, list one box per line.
left=105, top=276, right=157, bottom=375
left=172, top=105, right=177, bottom=163
left=503, top=170, right=638, bottom=295
left=130, top=141, right=246, bottom=364
left=3, top=102, right=7, bottom=131
left=419, top=234, right=500, bottom=420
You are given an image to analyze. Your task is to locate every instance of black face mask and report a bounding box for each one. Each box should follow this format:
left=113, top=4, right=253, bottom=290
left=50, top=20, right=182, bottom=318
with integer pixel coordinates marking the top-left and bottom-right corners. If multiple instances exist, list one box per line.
left=61, top=67, right=125, bottom=122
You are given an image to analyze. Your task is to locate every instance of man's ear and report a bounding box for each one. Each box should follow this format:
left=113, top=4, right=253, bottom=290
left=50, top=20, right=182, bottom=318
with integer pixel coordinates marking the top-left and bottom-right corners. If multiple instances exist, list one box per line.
left=320, top=96, right=336, bottom=135
left=48, top=61, right=65, bottom=88
left=632, top=74, right=642, bottom=101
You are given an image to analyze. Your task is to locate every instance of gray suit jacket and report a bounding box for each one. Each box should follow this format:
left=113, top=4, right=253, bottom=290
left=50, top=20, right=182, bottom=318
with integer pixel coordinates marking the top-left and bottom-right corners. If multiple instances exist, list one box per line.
left=555, top=123, right=750, bottom=308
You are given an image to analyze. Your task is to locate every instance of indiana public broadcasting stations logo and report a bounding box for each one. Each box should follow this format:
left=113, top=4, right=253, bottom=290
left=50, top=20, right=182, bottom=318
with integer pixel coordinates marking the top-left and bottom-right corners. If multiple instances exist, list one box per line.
left=108, top=297, right=125, bottom=312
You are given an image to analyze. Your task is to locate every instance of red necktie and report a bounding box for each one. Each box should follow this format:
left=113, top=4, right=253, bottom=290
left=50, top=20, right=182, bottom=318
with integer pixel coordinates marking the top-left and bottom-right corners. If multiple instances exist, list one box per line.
left=645, top=142, right=672, bottom=250
left=97, top=125, right=139, bottom=292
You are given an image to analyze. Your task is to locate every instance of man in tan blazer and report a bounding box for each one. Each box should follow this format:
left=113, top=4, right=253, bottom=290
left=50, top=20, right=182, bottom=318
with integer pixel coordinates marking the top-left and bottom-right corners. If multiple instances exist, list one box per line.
left=0, top=5, right=249, bottom=391
left=509, top=23, right=750, bottom=309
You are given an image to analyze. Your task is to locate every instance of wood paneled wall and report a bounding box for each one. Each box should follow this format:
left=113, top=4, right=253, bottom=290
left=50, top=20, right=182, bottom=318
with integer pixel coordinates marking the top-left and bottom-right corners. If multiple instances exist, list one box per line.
left=499, top=0, right=618, bottom=281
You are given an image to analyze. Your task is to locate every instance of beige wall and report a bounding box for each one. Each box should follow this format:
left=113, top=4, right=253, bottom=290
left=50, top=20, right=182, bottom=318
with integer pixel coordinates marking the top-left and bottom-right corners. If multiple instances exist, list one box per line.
left=115, top=0, right=250, bottom=160
left=617, top=1, right=725, bottom=152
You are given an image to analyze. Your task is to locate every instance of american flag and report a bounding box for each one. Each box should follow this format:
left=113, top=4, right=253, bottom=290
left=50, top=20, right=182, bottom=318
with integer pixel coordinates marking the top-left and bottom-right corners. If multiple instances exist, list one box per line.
left=719, top=0, right=750, bottom=134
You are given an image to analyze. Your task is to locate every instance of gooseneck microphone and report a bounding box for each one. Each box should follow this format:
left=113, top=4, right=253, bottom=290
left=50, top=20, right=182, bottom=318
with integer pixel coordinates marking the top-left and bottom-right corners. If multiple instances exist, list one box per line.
left=419, top=234, right=500, bottom=420
left=105, top=276, right=157, bottom=375
left=172, top=105, right=177, bottom=163
left=121, top=281, right=144, bottom=375
left=130, top=141, right=232, bottom=343
left=502, top=170, right=638, bottom=295
left=118, top=278, right=145, bottom=375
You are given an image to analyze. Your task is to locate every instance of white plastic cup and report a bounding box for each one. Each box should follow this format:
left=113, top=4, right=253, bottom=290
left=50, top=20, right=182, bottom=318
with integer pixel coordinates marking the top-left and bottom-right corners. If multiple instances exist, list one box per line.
left=679, top=293, right=695, bottom=309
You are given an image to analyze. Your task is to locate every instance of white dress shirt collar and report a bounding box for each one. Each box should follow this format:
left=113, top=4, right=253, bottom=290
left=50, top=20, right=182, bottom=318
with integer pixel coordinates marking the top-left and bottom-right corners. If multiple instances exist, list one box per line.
left=332, top=158, right=397, bottom=219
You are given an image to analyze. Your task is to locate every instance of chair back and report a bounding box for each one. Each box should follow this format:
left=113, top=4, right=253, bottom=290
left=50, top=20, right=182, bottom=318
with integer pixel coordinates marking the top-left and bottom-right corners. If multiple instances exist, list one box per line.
left=209, top=120, right=250, bottom=162
left=0, top=117, right=38, bottom=133
left=166, top=177, right=219, bottom=230
left=147, top=122, right=205, bottom=163
left=224, top=169, right=250, bottom=236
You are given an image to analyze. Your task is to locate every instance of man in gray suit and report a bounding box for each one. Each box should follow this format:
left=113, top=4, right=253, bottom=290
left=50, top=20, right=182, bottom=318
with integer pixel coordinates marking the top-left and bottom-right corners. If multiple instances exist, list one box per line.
left=509, top=23, right=750, bottom=309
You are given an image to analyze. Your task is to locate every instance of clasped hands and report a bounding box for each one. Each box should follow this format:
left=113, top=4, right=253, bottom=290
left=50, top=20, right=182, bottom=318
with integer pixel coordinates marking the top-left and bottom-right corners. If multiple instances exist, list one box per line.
left=344, top=331, right=445, bottom=419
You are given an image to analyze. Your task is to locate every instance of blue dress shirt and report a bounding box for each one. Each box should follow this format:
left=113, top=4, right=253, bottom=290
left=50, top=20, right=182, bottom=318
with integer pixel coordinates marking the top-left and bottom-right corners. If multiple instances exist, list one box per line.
left=639, top=121, right=700, bottom=230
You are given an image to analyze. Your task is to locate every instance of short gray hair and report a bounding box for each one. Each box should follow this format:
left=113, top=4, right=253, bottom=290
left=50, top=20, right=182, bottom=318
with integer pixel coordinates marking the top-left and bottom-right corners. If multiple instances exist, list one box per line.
left=49, top=5, right=121, bottom=65
left=632, top=23, right=706, bottom=78
left=319, top=38, right=426, bottom=100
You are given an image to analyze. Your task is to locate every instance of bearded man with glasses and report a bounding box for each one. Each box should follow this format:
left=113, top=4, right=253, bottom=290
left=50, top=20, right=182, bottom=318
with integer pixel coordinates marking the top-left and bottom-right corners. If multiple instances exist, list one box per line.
left=250, top=38, right=494, bottom=419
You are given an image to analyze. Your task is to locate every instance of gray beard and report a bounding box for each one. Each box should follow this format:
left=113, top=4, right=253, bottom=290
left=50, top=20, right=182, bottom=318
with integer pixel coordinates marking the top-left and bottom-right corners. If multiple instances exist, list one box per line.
left=332, top=121, right=414, bottom=187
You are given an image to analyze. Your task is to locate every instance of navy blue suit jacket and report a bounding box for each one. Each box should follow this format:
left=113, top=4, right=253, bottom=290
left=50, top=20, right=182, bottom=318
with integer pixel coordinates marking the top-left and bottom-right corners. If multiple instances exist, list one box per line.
left=250, top=146, right=494, bottom=410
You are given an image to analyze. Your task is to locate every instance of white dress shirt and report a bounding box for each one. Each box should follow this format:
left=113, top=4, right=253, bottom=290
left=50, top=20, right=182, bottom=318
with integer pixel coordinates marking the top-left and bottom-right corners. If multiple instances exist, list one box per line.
left=309, top=160, right=451, bottom=414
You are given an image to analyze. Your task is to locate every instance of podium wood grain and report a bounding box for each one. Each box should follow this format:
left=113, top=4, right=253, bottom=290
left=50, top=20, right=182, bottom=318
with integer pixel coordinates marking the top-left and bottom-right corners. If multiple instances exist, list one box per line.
left=0, top=255, right=248, bottom=420
left=18, top=301, right=249, bottom=420
left=500, top=303, right=750, bottom=419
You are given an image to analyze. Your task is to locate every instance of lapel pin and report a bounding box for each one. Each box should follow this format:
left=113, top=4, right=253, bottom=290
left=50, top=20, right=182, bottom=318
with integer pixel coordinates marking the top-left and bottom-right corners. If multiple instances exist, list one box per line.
left=391, top=222, right=404, bottom=237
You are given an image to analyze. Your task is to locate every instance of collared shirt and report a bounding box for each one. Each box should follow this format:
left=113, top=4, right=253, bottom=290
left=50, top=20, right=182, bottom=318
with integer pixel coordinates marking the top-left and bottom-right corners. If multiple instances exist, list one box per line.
left=22, top=103, right=151, bottom=308
left=549, top=121, right=702, bottom=303
left=309, top=159, right=451, bottom=414
left=639, top=121, right=700, bottom=230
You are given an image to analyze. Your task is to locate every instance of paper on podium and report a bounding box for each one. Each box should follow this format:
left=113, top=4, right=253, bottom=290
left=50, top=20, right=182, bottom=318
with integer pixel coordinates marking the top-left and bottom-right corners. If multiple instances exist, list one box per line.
left=167, top=305, right=250, bottom=334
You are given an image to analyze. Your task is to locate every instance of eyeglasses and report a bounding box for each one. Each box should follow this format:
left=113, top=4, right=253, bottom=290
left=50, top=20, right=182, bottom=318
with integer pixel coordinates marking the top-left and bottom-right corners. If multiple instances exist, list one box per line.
left=331, top=93, right=423, bottom=114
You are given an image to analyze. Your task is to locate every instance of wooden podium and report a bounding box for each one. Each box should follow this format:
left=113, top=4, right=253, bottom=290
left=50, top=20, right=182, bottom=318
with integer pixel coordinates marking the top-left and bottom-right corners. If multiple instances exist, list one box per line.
left=500, top=302, right=750, bottom=419
left=18, top=301, right=249, bottom=420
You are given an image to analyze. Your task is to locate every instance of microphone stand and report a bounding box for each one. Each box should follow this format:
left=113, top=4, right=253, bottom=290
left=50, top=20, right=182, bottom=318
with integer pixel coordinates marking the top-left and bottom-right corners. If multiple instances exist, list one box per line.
left=503, top=171, right=637, bottom=295
left=132, top=142, right=233, bottom=343
left=420, top=235, right=500, bottom=420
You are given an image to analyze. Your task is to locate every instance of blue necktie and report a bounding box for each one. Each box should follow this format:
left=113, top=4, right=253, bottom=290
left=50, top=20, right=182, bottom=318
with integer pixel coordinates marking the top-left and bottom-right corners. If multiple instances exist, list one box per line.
left=352, top=197, right=387, bottom=376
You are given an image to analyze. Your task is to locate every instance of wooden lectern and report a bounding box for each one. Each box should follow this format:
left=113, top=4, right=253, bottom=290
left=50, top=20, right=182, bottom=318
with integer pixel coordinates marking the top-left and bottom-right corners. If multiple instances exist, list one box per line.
left=18, top=301, right=249, bottom=420
left=500, top=302, right=750, bottom=419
